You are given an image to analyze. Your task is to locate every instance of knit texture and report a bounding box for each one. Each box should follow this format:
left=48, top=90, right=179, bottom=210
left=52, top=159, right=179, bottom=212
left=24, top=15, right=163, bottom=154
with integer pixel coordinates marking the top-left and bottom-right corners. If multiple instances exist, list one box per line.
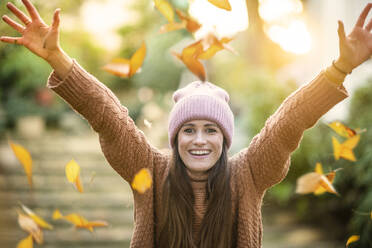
left=47, top=60, right=348, bottom=247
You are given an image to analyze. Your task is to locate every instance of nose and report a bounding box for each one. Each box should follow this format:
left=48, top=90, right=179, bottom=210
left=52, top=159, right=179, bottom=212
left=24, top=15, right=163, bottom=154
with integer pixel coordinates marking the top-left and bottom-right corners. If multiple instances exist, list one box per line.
left=193, top=131, right=207, bottom=146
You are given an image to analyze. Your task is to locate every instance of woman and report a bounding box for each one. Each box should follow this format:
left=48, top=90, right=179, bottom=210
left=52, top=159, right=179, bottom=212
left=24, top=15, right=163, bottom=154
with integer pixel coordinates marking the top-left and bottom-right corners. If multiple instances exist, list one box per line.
left=1, top=1, right=372, bottom=247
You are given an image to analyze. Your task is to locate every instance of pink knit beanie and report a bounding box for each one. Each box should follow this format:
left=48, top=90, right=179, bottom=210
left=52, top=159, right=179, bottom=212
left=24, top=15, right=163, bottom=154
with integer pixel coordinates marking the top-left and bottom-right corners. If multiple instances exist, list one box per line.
left=168, top=81, right=234, bottom=149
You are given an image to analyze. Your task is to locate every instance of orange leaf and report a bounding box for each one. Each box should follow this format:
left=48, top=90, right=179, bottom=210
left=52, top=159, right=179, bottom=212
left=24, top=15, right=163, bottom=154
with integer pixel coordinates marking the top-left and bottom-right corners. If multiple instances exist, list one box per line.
left=21, top=204, right=53, bottom=230
left=131, top=168, right=152, bottom=194
left=174, top=40, right=206, bottom=81
left=102, top=58, right=130, bottom=78
left=53, top=209, right=108, bottom=232
left=9, top=141, right=32, bottom=188
left=159, top=21, right=187, bottom=34
left=328, top=121, right=357, bottom=138
left=18, top=213, right=43, bottom=245
left=346, top=235, right=360, bottom=247
left=154, top=0, right=174, bottom=23
left=16, top=235, right=33, bottom=248
left=175, top=10, right=201, bottom=33
left=332, top=135, right=360, bottom=162
left=207, top=0, right=232, bottom=11
left=129, top=42, right=147, bottom=77
left=198, top=33, right=234, bottom=60
left=65, top=159, right=84, bottom=193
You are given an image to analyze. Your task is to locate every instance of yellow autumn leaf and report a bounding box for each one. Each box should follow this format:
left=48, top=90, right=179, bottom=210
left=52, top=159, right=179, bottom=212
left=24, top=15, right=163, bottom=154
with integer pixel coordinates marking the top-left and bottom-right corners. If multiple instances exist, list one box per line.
left=173, top=40, right=206, bottom=81
left=131, top=168, right=152, bottom=194
left=159, top=21, right=187, bottom=34
left=370, top=211, right=372, bottom=220
left=129, top=42, right=146, bottom=77
left=65, top=159, right=84, bottom=193
left=207, top=0, right=232, bottom=11
left=53, top=209, right=108, bottom=232
left=175, top=9, right=201, bottom=33
left=346, top=235, right=360, bottom=247
left=154, top=0, right=174, bottom=23
left=328, top=121, right=357, bottom=138
left=332, top=135, right=360, bottom=162
left=16, top=235, right=33, bottom=248
left=21, top=204, right=53, bottom=230
left=296, top=163, right=338, bottom=195
left=9, top=141, right=32, bottom=188
left=18, top=212, right=43, bottom=245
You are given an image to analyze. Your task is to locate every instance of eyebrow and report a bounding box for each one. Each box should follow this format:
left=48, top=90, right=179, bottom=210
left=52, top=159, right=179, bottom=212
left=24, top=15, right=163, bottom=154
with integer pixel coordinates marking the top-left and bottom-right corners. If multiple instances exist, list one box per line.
left=182, top=123, right=218, bottom=127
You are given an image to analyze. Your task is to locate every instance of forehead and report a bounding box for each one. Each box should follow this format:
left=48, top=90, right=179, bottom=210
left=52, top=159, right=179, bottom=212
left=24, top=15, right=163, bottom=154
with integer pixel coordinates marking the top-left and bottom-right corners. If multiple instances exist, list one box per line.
left=182, top=120, right=218, bottom=127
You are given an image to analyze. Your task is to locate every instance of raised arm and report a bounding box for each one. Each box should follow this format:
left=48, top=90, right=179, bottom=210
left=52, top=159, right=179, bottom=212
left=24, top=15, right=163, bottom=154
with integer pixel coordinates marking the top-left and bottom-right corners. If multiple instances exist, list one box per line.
left=1, top=0, right=166, bottom=182
left=231, top=3, right=372, bottom=194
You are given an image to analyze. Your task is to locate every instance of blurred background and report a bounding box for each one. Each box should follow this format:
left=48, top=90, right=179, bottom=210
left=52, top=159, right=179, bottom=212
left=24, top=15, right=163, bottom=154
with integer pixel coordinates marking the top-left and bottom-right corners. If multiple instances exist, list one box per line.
left=0, top=0, right=371, bottom=247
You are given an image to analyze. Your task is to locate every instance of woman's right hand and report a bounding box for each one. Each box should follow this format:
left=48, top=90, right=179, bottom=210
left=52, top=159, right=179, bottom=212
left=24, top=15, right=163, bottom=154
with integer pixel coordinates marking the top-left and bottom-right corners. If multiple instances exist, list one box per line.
left=1, top=0, right=73, bottom=79
left=1, top=0, right=61, bottom=61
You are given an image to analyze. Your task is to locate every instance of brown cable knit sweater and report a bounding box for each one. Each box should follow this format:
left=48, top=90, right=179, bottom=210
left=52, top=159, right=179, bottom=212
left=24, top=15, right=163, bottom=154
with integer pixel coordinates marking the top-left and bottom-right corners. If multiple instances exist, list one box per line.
left=47, top=60, right=348, bottom=247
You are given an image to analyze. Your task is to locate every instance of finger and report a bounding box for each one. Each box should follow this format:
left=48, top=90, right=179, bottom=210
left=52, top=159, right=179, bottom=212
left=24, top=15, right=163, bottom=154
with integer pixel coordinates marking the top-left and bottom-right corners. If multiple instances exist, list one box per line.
left=2, top=15, right=25, bottom=33
left=338, top=20, right=347, bottom=44
left=51, top=8, right=60, bottom=31
left=21, top=0, right=42, bottom=21
left=356, top=3, right=372, bottom=28
left=366, top=18, right=372, bottom=31
left=6, top=2, right=31, bottom=25
left=0, top=36, right=23, bottom=45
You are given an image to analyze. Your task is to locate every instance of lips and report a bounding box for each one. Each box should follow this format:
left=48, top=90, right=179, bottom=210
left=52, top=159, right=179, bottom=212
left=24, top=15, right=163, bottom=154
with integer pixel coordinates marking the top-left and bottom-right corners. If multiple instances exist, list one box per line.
left=188, top=149, right=211, bottom=158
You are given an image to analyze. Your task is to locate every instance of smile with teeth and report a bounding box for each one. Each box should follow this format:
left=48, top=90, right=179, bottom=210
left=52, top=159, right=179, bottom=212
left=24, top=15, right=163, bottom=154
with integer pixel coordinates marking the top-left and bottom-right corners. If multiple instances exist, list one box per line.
left=189, top=150, right=211, bottom=156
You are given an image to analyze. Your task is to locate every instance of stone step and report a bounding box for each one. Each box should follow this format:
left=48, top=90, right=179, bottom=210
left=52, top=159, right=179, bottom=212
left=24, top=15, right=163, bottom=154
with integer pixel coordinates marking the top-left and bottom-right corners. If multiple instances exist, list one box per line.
left=0, top=174, right=132, bottom=192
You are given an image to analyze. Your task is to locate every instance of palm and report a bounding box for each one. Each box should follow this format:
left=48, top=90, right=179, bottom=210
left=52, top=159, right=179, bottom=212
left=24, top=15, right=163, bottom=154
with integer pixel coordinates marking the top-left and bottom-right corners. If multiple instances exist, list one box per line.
left=1, top=0, right=60, bottom=61
left=339, top=4, right=372, bottom=70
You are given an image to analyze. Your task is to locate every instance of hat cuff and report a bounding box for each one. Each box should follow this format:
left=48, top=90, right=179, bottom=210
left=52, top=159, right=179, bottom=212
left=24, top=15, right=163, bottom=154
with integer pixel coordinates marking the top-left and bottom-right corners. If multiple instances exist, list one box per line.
left=168, top=94, right=234, bottom=149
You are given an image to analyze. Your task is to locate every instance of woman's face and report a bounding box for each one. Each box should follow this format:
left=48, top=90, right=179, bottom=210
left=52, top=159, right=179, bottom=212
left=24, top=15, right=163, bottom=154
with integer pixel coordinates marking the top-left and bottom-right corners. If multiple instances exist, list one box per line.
left=177, top=119, right=224, bottom=175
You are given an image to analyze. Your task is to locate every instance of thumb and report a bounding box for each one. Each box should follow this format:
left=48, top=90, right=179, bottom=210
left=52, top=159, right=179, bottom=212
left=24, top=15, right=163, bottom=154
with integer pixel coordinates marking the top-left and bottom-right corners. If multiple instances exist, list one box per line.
left=51, top=8, right=61, bottom=31
left=337, top=20, right=347, bottom=45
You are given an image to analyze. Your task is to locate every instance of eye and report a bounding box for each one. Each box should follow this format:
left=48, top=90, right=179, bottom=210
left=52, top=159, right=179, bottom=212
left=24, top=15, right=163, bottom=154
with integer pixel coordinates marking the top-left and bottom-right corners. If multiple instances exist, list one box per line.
left=183, top=128, right=194, bottom=134
left=206, top=128, right=217, bottom=133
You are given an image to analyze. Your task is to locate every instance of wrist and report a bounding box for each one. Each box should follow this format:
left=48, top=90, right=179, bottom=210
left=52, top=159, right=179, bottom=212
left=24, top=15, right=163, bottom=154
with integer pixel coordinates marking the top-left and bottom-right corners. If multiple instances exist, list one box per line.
left=334, top=57, right=353, bottom=74
left=46, top=48, right=73, bottom=80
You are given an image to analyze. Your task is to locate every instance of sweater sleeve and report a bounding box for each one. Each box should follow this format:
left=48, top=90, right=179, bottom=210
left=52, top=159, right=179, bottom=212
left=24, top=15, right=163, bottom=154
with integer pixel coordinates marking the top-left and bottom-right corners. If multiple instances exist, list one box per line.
left=47, top=60, right=165, bottom=183
left=231, top=71, right=348, bottom=194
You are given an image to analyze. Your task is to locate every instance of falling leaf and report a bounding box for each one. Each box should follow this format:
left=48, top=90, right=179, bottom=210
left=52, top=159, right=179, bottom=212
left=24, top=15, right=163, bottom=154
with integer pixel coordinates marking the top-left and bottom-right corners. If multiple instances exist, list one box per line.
left=53, top=209, right=108, bottom=232
left=103, top=43, right=146, bottom=78
left=131, top=168, right=152, bottom=194
left=16, top=235, right=33, bottom=248
left=346, top=235, right=360, bottom=247
left=175, top=10, right=201, bottom=33
left=65, top=159, right=84, bottom=193
left=129, top=42, right=147, bottom=77
left=21, top=204, right=53, bottom=230
left=173, top=40, right=206, bottom=81
left=207, top=0, right=232, bottom=11
left=18, top=212, right=43, bottom=244
left=296, top=163, right=338, bottom=195
left=198, top=34, right=234, bottom=60
left=332, top=135, right=360, bottom=162
left=159, top=21, right=187, bottom=34
left=9, top=141, right=32, bottom=188
left=328, top=121, right=357, bottom=138
left=144, top=119, right=152, bottom=128
left=154, top=0, right=174, bottom=23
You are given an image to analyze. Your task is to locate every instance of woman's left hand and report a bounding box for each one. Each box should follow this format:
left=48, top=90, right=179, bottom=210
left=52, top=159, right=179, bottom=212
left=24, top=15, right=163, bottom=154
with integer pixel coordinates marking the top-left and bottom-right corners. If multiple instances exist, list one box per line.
left=336, top=3, right=372, bottom=73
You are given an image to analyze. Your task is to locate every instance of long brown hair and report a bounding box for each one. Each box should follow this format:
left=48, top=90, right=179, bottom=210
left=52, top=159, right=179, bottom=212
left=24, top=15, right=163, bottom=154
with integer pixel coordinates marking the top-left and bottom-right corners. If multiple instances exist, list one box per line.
left=158, top=136, right=233, bottom=247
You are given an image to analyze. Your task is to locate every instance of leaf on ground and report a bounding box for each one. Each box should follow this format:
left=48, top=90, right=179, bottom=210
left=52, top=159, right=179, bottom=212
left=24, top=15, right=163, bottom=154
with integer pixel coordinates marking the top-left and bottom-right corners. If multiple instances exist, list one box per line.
left=332, top=135, right=360, bottom=162
left=18, top=212, right=43, bottom=244
left=207, top=0, right=232, bottom=11
left=131, top=168, right=152, bottom=194
left=65, top=159, right=84, bottom=193
left=346, top=235, right=360, bottom=247
left=9, top=141, right=32, bottom=188
left=16, top=235, right=33, bottom=248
